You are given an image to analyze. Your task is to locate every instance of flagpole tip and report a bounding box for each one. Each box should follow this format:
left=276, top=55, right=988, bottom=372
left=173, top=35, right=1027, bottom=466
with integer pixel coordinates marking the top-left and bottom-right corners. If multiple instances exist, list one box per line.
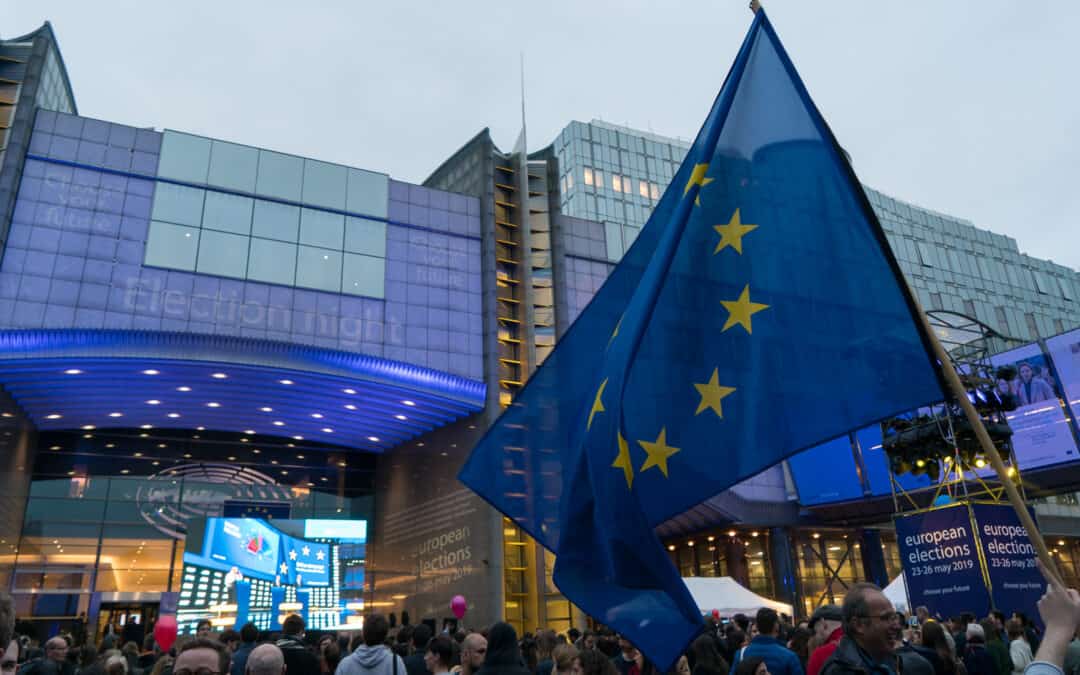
left=749, top=0, right=762, bottom=14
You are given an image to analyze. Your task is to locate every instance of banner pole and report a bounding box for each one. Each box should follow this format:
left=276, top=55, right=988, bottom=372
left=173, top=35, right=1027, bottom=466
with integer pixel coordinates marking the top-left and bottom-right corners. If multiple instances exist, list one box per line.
left=910, top=296, right=1064, bottom=588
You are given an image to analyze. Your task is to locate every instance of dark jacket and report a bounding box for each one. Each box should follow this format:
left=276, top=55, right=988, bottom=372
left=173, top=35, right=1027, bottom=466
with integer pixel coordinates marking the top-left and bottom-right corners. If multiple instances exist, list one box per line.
left=985, top=640, right=1011, bottom=675
left=730, top=636, right=804, bottom=675
left=232, top=642, right=256, bottom=675
left=404, top=653, right=431, bottom=675
left=819, top=637, right=895, bottom=675
left=963, top=646, right=997, bottom=675
left=277, top=635, right=321, bottom=675
left=895, top=647, right=933, bottom=675
left=476, top=623, right=532, bottom=675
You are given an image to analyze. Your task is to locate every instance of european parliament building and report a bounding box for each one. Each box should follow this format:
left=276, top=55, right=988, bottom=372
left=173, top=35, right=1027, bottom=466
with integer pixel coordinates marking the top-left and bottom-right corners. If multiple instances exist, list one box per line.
left=3, top=21, right=1080, bottom=640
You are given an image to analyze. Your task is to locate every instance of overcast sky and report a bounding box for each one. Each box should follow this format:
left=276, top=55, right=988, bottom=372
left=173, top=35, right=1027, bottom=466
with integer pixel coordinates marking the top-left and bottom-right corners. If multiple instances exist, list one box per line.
left=5, top=1, right=1078, bottom=268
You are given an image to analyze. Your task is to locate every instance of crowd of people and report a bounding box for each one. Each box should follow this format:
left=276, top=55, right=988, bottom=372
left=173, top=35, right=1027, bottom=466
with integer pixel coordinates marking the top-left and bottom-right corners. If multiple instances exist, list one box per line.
left=2, top=580, right=1079, bottom=675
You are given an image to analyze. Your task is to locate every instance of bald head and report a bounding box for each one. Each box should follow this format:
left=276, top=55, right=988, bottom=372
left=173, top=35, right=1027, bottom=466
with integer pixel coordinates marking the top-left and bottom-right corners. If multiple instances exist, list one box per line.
left=246, top=644, right=285, bottom=675
left=462, top=633, right=487, bottom=671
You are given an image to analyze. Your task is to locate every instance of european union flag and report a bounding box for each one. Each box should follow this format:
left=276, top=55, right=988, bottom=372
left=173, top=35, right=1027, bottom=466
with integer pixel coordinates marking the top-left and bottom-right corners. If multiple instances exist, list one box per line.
left=459, top=9, right=945, bottom=668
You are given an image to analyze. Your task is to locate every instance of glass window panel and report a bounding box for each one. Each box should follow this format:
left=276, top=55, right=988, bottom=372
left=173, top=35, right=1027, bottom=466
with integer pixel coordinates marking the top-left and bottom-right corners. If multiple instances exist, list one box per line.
left=623, top=224, right=640, bottom=249
left=604, top=222, right=623, bottom=261
left=583, top=167, right=594, bottom=186
left=346, top=168, right=388, bottom=218
left=302, top=160, right=347, bottom=210
left=202, top=191, right=253, bottom=235
left=196, top=229, right=249, bottom=279
left=145, top=221, right=199, bottom=270
left=300, top=208, right=345, bottom=249
left=252, top=200, right=300, bottom=242
left=151, top=183, right=205, bottom=227
left=342, top=253, right=385, bottom=298
left=157, top=131, right=211, bottom=183
left=256, top=150, right=303, bottom=201
left=207, top=140, right=258, bottom=192
left=344, top=216, right=386, bottom=257
left=296, top=246, right=342, bottom=293
left=247, top=238, right=297, bottom=286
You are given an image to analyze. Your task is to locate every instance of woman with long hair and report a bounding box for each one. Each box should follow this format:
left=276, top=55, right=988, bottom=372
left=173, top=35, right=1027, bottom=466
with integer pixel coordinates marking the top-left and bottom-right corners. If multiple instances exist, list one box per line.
left=573, top=650, right=618, bottom=675
left=477, top=623, right=531, bottom=675
left=689, top=635, right=728, bottom=675
left=920, top=621, right=957, bottom=675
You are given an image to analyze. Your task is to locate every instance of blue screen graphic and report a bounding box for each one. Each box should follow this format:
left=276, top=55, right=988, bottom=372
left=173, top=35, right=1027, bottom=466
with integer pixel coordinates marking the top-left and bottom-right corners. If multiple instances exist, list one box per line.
left=280, top=535, right=331, bottom=587
left=205, top=518, right=281, bottom=578
left=788, top=435, right=864, bottom=505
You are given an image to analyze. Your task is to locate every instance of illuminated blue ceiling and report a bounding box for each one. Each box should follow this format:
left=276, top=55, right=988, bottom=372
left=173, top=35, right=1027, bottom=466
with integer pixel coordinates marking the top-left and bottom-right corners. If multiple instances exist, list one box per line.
left=0, top=330, right=485, bottom=451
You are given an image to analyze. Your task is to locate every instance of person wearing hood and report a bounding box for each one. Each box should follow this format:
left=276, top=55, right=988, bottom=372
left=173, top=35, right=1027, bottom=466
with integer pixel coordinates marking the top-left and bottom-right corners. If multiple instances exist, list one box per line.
left=337, top=615, right=406, bottom=675
left=476, top=624, right=531, bottom=675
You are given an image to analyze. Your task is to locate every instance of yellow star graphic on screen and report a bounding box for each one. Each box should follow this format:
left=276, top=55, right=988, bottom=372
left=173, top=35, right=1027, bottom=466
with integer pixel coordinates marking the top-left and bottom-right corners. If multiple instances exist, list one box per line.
left=684, top=163, right=714, bottom=206
left=721, top=285, right=769, bottom=333
left=694, top=369, right=737, bottom=417
left=713, top=208, right=758, bottom=255
left=612, top=431, right=634, bottom=489
left=587, top=378, right=608, bottom=430
left=638, top=427, right=680, bottom=478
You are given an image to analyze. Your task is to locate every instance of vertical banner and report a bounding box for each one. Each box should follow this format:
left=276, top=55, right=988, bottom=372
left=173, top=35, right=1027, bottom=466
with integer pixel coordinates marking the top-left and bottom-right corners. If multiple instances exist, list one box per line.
left=970, top=502, right=1045, bottom=624
left=233, top=581, right=251, bottom=629
left=894, top=503, right=991, bottom=619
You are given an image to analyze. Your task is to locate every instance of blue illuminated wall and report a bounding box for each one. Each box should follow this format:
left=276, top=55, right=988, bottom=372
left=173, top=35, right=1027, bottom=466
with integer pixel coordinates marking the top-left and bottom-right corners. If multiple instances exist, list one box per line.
left=3, top=110, right=483, bottom=381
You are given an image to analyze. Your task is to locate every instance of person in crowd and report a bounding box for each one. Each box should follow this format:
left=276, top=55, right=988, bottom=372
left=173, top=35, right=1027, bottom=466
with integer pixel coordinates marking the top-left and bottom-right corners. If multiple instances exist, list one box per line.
left=979, top=619, right=1012, bottom=675
left=1009, top=620, right=1034, bottom=674
left=74, top=646, right=97, bottom=675
left=120, top=643, right=139, bottom=675
left=147, top=656, right=172, bottom=675
left=990, top=614, right=1009, bottom=645
left=103, top=655, right=126, bottom=675
left=457, top=634, right=487, bottom=675
left=611, top=639, right=638, bottom=675
left=574, top=650, right=617, bottom=675
left=536, top=632, right=558, bottom=675
left=0, top=594, right=17, bottom=675
left=138, top=635, right=157, bottom=671
left=336, top=615, right=406, bottom=675
left=246, top=644, right=286, bottom=675
left=219, top=632, right=240, bottom=655
left=1020, top=568, right=1080, bottom=675
left=733, top=658, right=767, bottom=675
left=173, top=639, right=229, bottom=675
left=39, top=637, right=75, bottom=675
left=917, top=609, right=931, bottom=627
left=552, top=645, right=578, bottom=675
left=949, top=618, right=968, bottom=660
left=1017, top=363, right=1055, bottom=406
left=231, top=624, right=259, bottom=675
left=690, top=635, right=728, bottom=675
left=405, top=626, right=433, bottom=675
left=729, top=608, right=803, bottom=675
left=475, top=623, right=529, bottom=675
left=806, top=605, right=844, bottom=675
left=787, top=629, right=811, bottom=673
left=423, top=637, right=453, bottom=675
left=195, top=622, right=213, bottom=641
left=567, top=635, right=581, bottom=651
left=276, top=615, right=319, bottom=675
left=919, top=620, right=955, bottom=675
left=322, top=642, right=342, bottom=675
left=818, top=582, right=898, bottom=675
left=964, top=624, right=998, bottom=675
left=520, top=636, right=537, bottom=675
left=723, top=631, right=747, bottom=669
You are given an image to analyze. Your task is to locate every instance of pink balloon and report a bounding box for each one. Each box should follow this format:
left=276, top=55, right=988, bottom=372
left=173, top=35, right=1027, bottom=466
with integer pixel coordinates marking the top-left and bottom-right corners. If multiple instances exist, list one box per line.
left=451, top=595, right=467, bottom=619
left=154, top=615, right=178, bottom=652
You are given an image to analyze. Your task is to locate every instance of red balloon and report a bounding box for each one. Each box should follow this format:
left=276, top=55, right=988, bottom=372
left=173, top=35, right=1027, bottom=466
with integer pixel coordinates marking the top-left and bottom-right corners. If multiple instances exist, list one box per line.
left=451, top=595, right=467, bottom=620
left=154, top=615, right=178, bottom=652
left=712, top=610, right=720, bottom=619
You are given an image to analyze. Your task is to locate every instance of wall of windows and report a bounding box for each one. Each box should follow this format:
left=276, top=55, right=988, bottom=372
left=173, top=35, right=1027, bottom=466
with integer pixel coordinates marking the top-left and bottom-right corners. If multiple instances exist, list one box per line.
left=146, top=132, right=389, bottom=298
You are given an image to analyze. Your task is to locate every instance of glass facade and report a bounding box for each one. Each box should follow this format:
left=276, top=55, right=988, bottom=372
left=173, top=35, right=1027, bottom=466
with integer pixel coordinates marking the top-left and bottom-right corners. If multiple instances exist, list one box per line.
left=35, top=49, right=76, bottom=115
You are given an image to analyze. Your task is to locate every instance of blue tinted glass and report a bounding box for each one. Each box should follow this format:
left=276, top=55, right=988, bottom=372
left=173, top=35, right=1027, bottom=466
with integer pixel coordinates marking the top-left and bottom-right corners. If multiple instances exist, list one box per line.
left=248, top=237, right=297, bottom=286
left=346, top=168, right=388, bottom=218
left=302, top=160, right=347, bottom=209
left=144, top=221, right=199, bottom=271
left=604, top=222, right=623, bottom=260
left=202, top=191, right=253, bottom=235
left=344, top=216, right=386, bottom=257
left=208, top=140, right=258, bottom=192
left=151, top=183, right=205, bottom=227
left=342, top=253, right=385, bottom=298
left=196, top=230, right=249, bottom=279
left=252, top=200, right=300, bottom=242
left=300, top=208, right=344, bottom=249
left=296, top=246, right=342, bottom=293
left=157, top=131, right=211, bottom=183
left=256, top=150, right=303, bottom=201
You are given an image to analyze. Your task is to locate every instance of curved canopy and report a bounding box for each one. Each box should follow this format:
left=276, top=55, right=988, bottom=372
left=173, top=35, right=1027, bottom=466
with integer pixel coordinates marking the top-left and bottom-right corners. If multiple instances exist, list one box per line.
left=681, top=576, right=794, bottom=617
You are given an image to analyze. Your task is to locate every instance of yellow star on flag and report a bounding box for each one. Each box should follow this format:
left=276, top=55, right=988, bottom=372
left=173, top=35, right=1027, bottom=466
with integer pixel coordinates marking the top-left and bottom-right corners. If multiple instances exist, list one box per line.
left=612, top=431, right=634, bottom=489
left=713, top=208, right=758, bottom=255
left=638, top=427, right=680, bottom=478
left=587, top=378, right=608, bottom=430
left=721, top=285, right=769, bottom=334
left=694, top=369, right=737, bottom=417
left=684, top=163, right=714, bottom=206
left=608, top=317, right=622, bottom=346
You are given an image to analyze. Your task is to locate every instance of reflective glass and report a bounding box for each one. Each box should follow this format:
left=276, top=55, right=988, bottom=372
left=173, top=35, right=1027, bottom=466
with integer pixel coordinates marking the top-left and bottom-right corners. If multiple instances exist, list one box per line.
left=342, top=253, right=385, bottom=298
left=256, top=150, right=303, bottom=201
left=248, top=237, right=297, bottom=286
left=208, top=140, right=258, bottom=192
left=302, top=160, right=347, bottom=209
left=604, top=221, right=623, bottom=261
left=145, top=221, right=199, bottom=270
left=157, top=131, right=211, bottom=183
left=347, top=168, right=388, bottom=218
left=344, top=216, right=386, bottom=257
left=300, top=208, right=345, bottom=249
left=296, top=246, right=342, bottom=292
left=196, top=229, right=249, bottom=279
left=252, top=200, right=300, bottom=242
left=202, top=191, right=253, bottom=235
left=151, top=184, right=205, bottom=227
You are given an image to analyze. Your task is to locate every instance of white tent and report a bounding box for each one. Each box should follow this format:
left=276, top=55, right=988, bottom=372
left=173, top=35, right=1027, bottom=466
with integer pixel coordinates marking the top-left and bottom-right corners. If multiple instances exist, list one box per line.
left=884, top=574, right=909, bottom=613
left=682, top=576, right=794, bottom=617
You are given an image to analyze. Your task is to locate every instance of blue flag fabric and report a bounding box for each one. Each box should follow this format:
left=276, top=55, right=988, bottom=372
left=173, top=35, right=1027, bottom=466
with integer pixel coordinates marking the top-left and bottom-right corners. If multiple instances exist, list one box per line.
left=459, top=10, right=945, bottom=668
